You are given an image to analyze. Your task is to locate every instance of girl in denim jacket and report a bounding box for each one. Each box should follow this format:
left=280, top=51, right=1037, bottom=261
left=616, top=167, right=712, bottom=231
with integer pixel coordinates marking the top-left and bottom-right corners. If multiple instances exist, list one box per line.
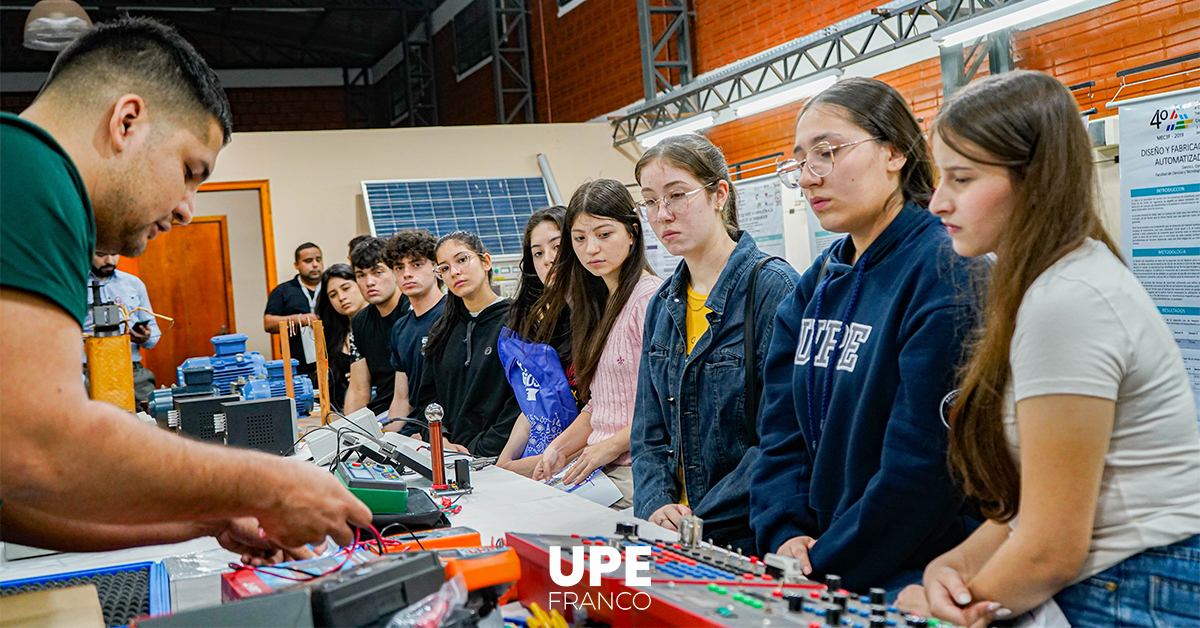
left=631, top=133, right=799, bottom=553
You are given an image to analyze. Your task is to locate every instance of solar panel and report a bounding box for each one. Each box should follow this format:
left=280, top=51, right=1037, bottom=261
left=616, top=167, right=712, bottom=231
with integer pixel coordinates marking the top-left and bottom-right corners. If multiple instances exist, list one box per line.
left=362, top=177, right=552, bottom=257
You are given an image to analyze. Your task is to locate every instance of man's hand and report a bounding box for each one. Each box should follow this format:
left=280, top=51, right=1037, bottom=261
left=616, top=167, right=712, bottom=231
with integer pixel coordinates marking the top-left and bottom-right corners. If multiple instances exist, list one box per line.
left=443, top=438, right=469, bottom=454
left=129, top=322, right=151, bottom=344
left=648, top=504, right=692, bottom=531
left=252, top=460, right=372, bottom=548
left=297, top=313, right=319, bottom=326
left=775, top=536, right=818, bottom=576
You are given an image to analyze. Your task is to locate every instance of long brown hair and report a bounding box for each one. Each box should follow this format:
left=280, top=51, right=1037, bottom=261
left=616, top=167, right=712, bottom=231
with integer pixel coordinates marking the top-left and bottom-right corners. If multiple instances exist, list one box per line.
left=939, top=71, right=1119, bottom=522
left=525, top=179, right=653, bottom=404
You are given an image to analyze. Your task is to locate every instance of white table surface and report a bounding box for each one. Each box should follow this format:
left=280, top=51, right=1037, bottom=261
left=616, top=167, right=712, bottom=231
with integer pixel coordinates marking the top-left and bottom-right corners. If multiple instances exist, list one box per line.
left=0, top=440, right=677, bottom=583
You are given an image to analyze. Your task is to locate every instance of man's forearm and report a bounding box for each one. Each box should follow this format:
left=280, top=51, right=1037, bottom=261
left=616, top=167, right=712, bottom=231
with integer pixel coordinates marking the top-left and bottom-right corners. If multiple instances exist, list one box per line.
left=264, top=314, right=291, bottom=334
left=1, top=396, right=286, bottom=527
left=0, top=501, right=219, bottom=552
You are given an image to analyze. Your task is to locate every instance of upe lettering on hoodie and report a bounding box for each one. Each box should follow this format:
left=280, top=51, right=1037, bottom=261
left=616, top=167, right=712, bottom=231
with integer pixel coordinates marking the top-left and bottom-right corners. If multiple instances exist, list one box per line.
left=794, top=319, right=873, bottom=371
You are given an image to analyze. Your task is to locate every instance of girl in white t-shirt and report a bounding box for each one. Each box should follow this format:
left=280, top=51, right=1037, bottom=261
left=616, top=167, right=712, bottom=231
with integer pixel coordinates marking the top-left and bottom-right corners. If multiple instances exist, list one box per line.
left=910, top=70, right=1200, bottom=626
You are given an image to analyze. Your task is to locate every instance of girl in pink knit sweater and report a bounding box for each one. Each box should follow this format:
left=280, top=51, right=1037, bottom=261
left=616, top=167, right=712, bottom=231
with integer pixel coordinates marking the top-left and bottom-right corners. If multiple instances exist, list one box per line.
left=528, top=179, right=662, bottom=509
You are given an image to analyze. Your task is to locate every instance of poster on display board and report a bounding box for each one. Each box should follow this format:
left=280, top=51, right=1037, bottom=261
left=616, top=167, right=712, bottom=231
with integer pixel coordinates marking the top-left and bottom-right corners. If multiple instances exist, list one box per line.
left=1117, top=86, right=1200, bottom=421
left=641, top=174, right=790, bottom=277
left=732, top=174, right=787, bottom=259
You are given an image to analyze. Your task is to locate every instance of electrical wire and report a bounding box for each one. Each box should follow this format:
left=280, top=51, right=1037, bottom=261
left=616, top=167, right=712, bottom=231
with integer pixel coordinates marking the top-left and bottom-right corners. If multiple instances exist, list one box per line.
left=379, top=523, right=427, bottom=551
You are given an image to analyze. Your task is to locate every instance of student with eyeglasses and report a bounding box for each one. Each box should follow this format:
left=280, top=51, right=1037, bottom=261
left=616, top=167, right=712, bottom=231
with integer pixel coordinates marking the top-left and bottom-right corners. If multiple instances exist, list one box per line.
left=630, top=133, right=799, bottom=553
left=749, top=77, right=980, bottom=596
left=527, top=179, right=662, bottom=510
left=410, top=231, right=520, bottom=457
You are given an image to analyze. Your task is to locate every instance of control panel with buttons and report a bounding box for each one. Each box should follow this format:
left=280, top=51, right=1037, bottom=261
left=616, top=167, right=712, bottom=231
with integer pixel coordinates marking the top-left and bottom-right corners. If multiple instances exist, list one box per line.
left=334, top=460, right=408, bottom=514
left=507, top=525, right=965, bottom=628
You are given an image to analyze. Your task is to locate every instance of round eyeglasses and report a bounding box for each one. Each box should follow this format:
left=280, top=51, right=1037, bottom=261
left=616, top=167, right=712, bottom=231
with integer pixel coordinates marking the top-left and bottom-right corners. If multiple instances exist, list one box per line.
left=775, top=138, right=880, bottom=188
left=434, top=251, right=478, bottom=278
left=634, top=181, right=718, bottom=223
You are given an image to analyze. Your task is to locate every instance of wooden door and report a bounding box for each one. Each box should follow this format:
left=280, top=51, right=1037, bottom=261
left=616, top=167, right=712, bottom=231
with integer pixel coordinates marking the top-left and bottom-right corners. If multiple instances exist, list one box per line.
left=138, top=216, right=237, bottom=387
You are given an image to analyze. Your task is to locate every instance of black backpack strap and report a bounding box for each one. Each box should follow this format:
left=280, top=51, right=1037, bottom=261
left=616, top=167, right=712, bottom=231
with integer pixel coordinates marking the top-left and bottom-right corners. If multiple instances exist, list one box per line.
left=744, top=255, right=787, bottom=447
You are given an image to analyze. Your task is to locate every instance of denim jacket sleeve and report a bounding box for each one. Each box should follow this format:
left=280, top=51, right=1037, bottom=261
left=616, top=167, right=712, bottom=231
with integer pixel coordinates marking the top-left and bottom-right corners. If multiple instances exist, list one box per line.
left=632, top=297, right=677, bottom=519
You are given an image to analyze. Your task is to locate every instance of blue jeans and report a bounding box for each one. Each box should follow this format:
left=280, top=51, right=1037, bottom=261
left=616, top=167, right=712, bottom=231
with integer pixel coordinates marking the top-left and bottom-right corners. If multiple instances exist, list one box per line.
left=1054, top=534, right=1200, bottom=627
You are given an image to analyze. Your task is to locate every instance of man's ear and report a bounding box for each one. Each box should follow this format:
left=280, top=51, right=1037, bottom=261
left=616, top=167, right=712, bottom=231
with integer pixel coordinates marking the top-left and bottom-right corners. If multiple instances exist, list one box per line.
left=107, top=94, right=150, bottom=154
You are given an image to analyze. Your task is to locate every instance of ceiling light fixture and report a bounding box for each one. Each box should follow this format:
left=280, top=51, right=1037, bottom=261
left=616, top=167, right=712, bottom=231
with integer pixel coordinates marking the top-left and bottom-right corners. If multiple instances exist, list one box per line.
left=935, top=0, right=1091, bottom=47
left=23, top=0, right=92, bottom=51
left=733, top=70, right=843, bottom=118
left=636, top=112, right=718, bottom=148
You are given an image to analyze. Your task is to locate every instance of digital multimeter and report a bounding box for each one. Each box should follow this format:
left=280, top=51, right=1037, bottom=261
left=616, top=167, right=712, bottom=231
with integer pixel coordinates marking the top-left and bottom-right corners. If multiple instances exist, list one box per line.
left=334, top=460, right=408, bottom=514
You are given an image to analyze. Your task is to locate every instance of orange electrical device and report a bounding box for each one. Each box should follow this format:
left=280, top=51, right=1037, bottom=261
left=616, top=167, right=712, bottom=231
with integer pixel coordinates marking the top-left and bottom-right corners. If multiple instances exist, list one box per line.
left=437, top=547, right=521, bottom=592
left=382, top=526, right=482, bottom=553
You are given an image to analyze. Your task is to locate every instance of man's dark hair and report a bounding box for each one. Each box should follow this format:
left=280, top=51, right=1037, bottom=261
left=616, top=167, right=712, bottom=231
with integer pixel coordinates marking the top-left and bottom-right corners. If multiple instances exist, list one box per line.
left=294, top=242, right=321, bottom=262
left=348, top=235, right=372, bottom=257
left=350, top=237, right=386, bottom=271
left=382, top=229, right=437, bottom=268
left=40, top=17, right=232, bottom=144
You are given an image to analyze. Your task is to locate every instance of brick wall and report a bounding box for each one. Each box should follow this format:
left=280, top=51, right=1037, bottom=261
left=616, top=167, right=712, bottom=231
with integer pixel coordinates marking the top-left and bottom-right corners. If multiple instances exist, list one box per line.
left=434, top=20, right=500, bottom=126
left=0, top=92, right=36, bottom=115
left=224, top=86, right=346, bottom=132
left=692, top=0, right=879, bottom=74
left=705, top=0, right=1198, bottom=167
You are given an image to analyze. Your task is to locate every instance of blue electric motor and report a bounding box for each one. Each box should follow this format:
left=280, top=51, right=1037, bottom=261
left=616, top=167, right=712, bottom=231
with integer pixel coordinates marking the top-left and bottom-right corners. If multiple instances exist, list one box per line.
left=242, top=358, right=314, bottom=417
left=176, top=334, right=267, bottom=396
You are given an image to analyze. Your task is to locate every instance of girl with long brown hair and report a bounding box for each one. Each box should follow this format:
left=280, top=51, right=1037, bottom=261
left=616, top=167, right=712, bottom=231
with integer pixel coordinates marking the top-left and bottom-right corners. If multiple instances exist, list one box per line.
left=528, top=179, right=661, bottom=509
left=915, top=70, right=1200, bottom=627
left=496, top=206, right=579, bottom=477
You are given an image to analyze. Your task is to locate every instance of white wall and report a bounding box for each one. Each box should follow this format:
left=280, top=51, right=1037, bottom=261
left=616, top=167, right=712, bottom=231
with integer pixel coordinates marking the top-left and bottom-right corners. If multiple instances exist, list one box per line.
left=192, top=189, right=273, bottom=357
left=205, top=122, right=642, bottom=282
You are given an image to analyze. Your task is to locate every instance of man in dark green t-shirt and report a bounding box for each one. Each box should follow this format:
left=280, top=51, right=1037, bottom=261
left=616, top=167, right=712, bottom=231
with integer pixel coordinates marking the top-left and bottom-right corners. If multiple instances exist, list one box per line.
left=0, top=18, right=369, bottom=556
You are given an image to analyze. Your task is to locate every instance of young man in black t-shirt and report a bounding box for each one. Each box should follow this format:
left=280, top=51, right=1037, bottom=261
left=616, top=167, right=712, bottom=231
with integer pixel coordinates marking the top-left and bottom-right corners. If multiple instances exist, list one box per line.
left=345, top=238, right=409, bottom=416
left=383, top=230, right=446, bottom=431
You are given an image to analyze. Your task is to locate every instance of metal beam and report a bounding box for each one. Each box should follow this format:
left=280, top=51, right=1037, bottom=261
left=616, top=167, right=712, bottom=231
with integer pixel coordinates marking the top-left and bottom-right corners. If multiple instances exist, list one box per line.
left=488, top=0, right=534, bottom=124
left=637, top=0, right=693, bottom=101
left=0, top=1, right=427, bottom=10
left=612, top=0, right=1021, bottom=146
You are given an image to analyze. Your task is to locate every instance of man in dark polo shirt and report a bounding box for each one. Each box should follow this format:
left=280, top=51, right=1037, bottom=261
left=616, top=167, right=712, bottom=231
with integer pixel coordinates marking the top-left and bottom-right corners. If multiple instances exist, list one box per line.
left=0, top=18, right=368, bottom=554
left=344, top=237, right=410, bottom=417
left=264, top=242, right=323, bottom=378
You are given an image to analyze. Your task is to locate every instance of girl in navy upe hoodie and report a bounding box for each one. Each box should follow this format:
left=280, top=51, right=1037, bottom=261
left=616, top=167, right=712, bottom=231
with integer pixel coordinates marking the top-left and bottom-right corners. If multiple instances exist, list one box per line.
left=750, top=77, right=979, bottom=596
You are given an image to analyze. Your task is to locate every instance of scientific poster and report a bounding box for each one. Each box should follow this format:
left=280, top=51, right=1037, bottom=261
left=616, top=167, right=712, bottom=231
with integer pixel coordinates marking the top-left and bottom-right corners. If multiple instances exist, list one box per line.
left=1117, top=87, right=1200, bottom=420
left=732, top=174, right=787, bottom=259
